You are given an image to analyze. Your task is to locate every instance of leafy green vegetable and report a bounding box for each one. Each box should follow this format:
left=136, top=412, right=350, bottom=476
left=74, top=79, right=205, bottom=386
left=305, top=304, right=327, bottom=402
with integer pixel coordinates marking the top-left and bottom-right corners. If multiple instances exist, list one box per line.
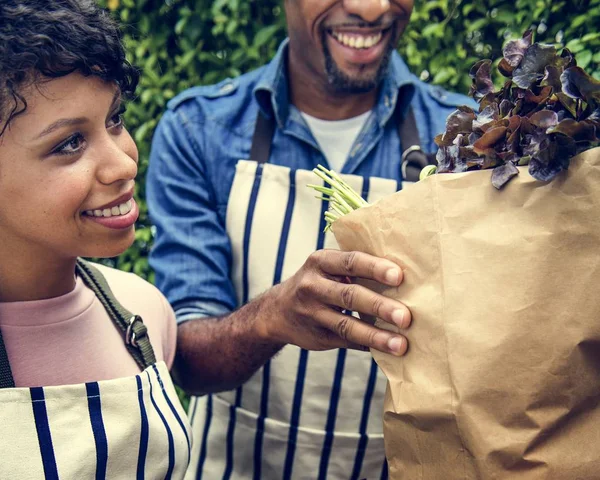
left=308, top=166, right=369, bottom=231
left=432, top=30, right=600, bottom=189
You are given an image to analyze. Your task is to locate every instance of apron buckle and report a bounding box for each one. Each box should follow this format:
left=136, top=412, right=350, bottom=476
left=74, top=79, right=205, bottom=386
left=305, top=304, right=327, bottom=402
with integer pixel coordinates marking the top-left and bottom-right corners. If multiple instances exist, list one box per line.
left=126, top=315, right=146, bottom=347
left=401, top=145, right=437, bottom=183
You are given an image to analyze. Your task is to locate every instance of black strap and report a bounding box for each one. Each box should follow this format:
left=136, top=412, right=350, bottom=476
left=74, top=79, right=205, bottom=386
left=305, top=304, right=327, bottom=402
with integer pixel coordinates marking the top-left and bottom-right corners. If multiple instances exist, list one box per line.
left=250, top=111, right=276, bottom=164
left=0, top=260, right=156, bottom=389
left=397, top=107, right=437, bottom=183
left=0, top=330, right=15, bottom=389
left=76, top=260, right=156, bottom=371
left=398, top=107, right=422, bottom=150
left=249, top=105, right=436, bottom=182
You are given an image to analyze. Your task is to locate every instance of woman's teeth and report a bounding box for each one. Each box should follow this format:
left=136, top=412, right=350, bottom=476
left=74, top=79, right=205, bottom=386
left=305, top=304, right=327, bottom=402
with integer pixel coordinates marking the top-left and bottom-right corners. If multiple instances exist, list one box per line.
left=84, top=199, right=133, bottom=218
left=332, top=31, right=383, bottom=49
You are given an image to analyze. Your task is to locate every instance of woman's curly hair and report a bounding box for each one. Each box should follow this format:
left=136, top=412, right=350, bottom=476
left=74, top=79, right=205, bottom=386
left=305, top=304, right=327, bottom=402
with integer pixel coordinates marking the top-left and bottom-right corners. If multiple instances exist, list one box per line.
left=0, top=0, right=139, bottom=136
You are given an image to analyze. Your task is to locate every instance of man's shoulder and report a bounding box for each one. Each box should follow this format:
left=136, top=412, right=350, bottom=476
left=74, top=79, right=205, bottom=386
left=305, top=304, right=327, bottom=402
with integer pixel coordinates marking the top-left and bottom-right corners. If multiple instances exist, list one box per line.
left=390, top=53, right=476, bottom=113
left=166, top=66, right=266, bottom=117
left=160, top=67, right=268, bottom=139
left=397, top=69, right=479, bottom=149
left=411, top=78, right=477, bottom=113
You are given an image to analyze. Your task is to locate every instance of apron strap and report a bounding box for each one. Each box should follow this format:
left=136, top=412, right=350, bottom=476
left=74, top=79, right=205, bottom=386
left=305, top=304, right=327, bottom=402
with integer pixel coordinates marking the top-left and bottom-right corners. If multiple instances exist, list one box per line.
left=76, top=259, right=157, bottom=371
left=0, top=330, right=15, bottom=389
left=397, top=107, right=437, bottom=183
left=250, top=111, right=276, bottom=164
left=249, top=105, right=436, bottom=182
left=0, top=259, right=157, bottom=389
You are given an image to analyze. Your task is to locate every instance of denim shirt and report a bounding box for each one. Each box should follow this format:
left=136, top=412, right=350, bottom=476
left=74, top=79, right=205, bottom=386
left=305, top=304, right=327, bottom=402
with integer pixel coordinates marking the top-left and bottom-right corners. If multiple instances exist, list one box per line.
left=146, top=39, right=475, bottom=323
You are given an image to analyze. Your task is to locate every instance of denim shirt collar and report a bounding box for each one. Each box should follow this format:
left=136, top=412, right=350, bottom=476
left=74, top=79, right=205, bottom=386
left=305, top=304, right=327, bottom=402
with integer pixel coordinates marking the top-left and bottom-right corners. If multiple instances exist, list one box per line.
left=253, top=38, right=417, bottom=129
left=253, top=39, right=292, bottom=128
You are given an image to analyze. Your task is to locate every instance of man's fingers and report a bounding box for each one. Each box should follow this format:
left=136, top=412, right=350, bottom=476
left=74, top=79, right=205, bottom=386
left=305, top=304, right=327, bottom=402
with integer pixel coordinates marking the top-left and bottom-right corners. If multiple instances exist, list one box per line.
left=316, top=308, right=408, bottom=356
left=318, top=280, right=411, bottom=330
left=312, top=250, right=403, bottom=287
left=346, top=342, right=370, bottom=352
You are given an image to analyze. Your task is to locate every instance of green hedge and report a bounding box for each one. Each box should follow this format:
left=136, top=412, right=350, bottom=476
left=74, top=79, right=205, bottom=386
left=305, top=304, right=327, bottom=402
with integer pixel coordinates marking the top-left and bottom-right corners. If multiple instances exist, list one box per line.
left=96, top=0, right=600, bottom=280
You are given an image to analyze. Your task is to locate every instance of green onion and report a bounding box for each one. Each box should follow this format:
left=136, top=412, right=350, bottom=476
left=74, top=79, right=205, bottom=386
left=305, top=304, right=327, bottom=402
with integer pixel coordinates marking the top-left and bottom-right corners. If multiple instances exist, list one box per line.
left=419, top=164, right=437, bottom=180
left=308, top=165, right=369, bottom=231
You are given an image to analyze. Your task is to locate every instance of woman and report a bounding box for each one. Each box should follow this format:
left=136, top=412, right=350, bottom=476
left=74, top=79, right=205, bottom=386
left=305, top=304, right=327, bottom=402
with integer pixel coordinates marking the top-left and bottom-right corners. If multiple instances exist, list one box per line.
left=0, top=1, right=191, bottom=477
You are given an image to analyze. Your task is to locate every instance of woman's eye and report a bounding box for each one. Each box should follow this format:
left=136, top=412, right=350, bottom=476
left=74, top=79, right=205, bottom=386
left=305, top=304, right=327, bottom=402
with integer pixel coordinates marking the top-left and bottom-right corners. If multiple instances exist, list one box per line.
left=52, top=133, right=86, bottom=156
left=108, top=107, right=126, bottom=130
left=108, top=113, right=123, bottom=129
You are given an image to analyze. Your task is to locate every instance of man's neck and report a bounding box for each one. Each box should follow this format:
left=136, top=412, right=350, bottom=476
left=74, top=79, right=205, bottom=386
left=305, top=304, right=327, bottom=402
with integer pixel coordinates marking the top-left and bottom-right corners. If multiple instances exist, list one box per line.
left=287, top=52, right=378, bottom=121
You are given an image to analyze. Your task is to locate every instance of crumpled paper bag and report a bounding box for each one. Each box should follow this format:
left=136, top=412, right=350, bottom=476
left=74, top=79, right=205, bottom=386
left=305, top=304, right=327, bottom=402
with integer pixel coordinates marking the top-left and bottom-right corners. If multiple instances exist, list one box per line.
left=333, top=148, right=600, bottom=479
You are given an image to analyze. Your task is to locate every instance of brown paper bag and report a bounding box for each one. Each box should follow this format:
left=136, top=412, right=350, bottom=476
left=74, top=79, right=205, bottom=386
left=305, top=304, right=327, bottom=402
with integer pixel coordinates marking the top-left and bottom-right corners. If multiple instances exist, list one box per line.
left=333, top=148, right=600, bottom=479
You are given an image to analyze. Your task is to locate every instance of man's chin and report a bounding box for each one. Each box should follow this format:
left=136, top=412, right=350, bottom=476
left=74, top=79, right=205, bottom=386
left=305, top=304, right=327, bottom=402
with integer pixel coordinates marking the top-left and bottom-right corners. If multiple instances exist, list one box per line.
left=322, top=33, right=394, bottom=95
left=327, top=72, right=380, bottom=94
left=325, top=57, right=390, bottom=94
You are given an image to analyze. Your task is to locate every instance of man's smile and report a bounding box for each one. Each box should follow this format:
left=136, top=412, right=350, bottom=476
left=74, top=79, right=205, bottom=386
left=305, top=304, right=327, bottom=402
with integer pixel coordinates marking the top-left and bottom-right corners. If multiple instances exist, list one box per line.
left=325, top=25, right=393, bottom=65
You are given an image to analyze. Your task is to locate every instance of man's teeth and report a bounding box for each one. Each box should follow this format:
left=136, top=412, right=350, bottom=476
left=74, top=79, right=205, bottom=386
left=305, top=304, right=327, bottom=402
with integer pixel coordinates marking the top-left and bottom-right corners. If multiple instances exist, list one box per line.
left=85, top=199, right=133, bottom=218
left=332, top=32, right=383, bottom=49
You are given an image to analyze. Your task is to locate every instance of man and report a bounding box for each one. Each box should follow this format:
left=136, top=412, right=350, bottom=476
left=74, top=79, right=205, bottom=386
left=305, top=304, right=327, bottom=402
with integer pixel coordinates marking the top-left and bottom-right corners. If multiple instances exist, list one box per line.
left=147, top=0, right=473, bottom=478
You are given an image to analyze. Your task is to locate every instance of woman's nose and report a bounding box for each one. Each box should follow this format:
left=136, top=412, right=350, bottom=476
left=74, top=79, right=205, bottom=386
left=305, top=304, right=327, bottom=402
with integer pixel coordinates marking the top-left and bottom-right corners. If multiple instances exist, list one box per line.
left=343, top=0, right=391, bottom=23
left=96, top=133, right=138, bottom=185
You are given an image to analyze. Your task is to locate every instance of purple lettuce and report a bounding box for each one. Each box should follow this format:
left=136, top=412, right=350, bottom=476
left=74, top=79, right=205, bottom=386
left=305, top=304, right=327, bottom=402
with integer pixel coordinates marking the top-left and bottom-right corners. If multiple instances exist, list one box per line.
left=434, top=31, right=600, bottom=189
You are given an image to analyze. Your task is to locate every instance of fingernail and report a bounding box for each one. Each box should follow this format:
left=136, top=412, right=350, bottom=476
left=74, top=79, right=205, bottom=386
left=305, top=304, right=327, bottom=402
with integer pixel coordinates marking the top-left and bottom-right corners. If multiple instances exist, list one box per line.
left=392, top=309, right=405, bottom=328
left=388, top=337, right=405, bottom=354
left=385, top=269, right=399, bottom=285
left=381, top=0, right=390, bottom=7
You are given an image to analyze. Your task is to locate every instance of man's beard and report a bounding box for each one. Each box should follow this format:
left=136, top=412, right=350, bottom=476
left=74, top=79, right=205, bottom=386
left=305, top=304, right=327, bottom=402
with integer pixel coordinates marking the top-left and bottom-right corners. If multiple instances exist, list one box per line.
left=321, top=26, right=396, bottom=94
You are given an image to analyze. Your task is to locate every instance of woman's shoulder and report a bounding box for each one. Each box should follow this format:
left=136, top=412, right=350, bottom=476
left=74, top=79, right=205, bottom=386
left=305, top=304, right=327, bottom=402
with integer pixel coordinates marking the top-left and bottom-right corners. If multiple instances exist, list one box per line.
left=86, top=262, right=174, bottom=322
left=86, top=262, right=177, bottom=367
left=90, top=262, right=162, bottom=296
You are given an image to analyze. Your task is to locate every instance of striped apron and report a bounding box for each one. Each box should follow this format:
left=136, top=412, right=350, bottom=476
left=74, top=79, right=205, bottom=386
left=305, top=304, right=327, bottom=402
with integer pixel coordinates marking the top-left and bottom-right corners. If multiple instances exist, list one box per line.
left=0, top=260, right=192, bottom=479
left=186, top=112, right=408, bottom=479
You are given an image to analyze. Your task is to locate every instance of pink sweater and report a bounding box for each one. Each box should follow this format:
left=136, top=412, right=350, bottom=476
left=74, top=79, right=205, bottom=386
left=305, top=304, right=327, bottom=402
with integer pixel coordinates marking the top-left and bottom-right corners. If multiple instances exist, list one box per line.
left=0, top=264, right=177, bottom=388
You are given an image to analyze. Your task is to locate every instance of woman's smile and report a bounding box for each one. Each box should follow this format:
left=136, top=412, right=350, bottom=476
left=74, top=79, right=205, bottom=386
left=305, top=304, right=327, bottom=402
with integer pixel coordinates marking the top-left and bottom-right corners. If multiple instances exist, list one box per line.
left=82, top=187, right=139, bottom=230
left=82, top=197, right=139, bottom=230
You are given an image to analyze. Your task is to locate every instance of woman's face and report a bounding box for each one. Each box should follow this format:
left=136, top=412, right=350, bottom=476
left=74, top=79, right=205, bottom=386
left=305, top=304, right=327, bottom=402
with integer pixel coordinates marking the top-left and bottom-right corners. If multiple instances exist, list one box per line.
left=0, top=73, right=139, bottom=262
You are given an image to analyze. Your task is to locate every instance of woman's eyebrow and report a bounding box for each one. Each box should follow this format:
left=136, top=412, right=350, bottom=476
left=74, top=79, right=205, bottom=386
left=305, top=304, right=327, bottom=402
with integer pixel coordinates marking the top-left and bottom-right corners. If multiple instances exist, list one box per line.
left=36, top=117, right=87, bottom=139
left=35, top=89, right=122, bottom=140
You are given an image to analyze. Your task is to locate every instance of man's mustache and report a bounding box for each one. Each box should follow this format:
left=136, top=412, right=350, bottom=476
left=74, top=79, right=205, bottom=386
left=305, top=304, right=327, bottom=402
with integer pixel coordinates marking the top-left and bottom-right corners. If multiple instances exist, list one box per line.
left=324, top=13, right=405, bottom=31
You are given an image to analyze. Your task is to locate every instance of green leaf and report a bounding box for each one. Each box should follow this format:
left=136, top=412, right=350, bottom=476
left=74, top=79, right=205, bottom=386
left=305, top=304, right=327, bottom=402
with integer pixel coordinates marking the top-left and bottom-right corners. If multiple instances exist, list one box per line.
left=565, top=38, right=585, bottom=53
left=422, top=23, right=445, bottom=39
left=433, top=67, right=457, bottom=85
left=254, top=25, right=279, bottom=49
left=576, top=50, right=593, bottom=70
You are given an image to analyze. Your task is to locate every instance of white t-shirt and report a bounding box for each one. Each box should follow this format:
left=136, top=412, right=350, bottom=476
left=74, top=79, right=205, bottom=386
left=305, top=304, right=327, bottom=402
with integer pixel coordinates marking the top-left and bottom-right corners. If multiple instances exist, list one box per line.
left=301, top=110, right=371, bottom=172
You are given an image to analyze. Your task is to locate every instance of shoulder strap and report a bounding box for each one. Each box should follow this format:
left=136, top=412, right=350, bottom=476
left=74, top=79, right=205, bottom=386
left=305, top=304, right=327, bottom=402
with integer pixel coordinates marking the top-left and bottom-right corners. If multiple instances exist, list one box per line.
left=76, top=260, right=156, bottom=370
left=249, top=103, right=435, bottom=181
left=0, top=330, right=15, bottom=389
left=397, top=107, right=437, bottom=183
left=0, top=260, right=157, bottom=389
left=250, top=111, right=276, bottom=165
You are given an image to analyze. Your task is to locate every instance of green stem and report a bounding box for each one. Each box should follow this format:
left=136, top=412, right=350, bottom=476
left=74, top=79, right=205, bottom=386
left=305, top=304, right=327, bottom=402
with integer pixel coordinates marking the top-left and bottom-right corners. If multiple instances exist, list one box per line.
left=308, top=165, right=369, bottom=230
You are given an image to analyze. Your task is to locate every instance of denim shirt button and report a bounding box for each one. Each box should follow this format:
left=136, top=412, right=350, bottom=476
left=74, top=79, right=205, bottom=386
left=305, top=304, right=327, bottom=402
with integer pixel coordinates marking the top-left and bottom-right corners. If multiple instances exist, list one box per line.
left=220, top=83, right=235, bottom=94
left=433, top=86, right=448, bottom=101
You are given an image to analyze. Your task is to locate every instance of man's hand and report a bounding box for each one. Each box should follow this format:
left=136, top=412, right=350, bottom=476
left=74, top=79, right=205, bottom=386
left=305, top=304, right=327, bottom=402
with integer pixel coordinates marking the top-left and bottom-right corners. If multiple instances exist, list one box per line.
left=257, top=249, right=411, bottom=356
left=173, top=249, right=410, bottom=395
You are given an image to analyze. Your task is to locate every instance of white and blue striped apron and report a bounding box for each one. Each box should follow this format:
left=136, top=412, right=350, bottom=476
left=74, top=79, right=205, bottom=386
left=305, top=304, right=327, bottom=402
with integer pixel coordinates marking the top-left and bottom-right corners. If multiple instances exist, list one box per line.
left=185, top=160, right=401, bottom=480
left=0, top=260, right=192, bottom=479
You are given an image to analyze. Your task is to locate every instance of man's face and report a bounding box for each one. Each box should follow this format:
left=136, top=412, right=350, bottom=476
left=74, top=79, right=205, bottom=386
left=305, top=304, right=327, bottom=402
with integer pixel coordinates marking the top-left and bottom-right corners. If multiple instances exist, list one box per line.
left=285, top=0, right=414, bottom=94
